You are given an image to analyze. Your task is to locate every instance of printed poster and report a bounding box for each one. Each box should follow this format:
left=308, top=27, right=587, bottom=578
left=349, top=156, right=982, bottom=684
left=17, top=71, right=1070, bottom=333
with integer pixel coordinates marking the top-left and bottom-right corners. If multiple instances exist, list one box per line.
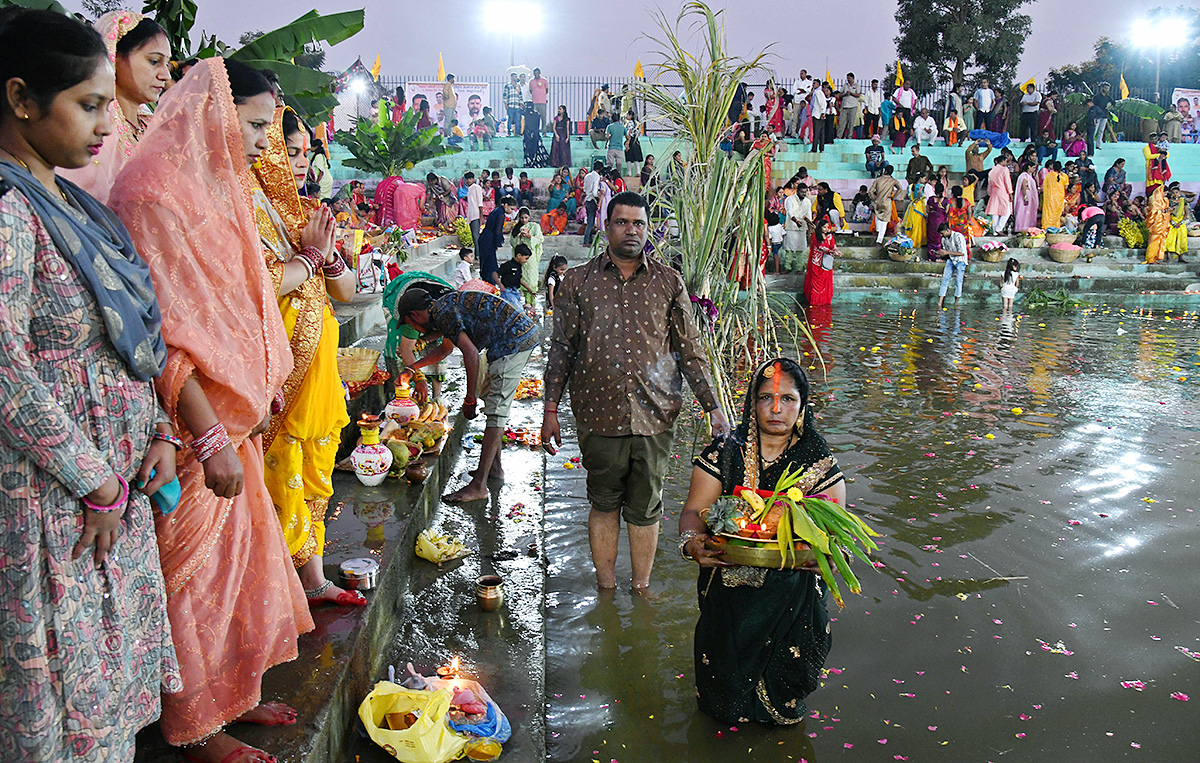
left=406, top=82, right=490, bottom=132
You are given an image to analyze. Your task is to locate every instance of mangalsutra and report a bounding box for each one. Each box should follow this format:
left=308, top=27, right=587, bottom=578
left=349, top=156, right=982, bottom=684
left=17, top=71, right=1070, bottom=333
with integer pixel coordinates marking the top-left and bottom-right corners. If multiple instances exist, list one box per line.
left=758, top=432, right=794, bottom=467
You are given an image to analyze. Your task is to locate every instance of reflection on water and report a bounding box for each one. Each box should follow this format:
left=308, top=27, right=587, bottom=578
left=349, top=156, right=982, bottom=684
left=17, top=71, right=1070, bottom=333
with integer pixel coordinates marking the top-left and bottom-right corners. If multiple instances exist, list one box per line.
left=545, top=301, right=1200, bottom=761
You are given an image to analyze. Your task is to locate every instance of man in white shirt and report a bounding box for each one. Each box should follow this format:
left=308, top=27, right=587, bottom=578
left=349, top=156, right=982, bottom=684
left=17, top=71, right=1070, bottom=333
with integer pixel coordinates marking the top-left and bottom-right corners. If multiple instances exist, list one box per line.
left=810, top=83, right=829, bottom=153
left=793, top=69, right=813, bottom=99
left=913, top=108, right=938, bottom=145
left=1019, top=83, right=1041, bottom=141
left=582, top=159, right=603, bottom=246
left=782, top=183, right=813, bottom=272
left=863, top=78, right=883, bottom=137
left=465, top=171, right=484, bottom=245
left=937, top=222, right=969, bottom=308
left=838, top=73, right=862, bottom=139
left=973, top=78, right=995, bottom=131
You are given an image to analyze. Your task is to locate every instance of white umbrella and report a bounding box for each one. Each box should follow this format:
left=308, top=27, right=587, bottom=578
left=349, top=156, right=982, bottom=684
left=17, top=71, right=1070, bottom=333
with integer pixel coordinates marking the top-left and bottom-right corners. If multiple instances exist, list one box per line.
left=506, top=64, right=532, bottom=79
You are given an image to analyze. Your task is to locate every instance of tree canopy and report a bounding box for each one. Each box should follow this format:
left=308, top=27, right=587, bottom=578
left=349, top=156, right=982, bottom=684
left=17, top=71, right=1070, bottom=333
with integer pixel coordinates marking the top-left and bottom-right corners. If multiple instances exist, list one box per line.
left=894, top=0, right=1033, bottom=92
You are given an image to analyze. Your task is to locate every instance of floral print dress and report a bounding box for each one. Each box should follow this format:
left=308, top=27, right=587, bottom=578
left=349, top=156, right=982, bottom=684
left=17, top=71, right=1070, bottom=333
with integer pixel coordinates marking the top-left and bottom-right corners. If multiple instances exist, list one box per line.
left=0, top=187, right=180, bottom=762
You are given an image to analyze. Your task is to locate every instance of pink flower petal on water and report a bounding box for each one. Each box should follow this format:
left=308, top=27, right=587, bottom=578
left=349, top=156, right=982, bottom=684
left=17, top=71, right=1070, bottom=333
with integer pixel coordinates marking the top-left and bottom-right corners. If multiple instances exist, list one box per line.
left=1171, top=692, right=1189, bottom=701
left=878, top=738, right=888, bottom=744
left=1120, top=680, right=1146, bottom=691
left=1019, top=713, right=1031, bottom=720
left=928, top=725, right=937, bottom=731
left=844, top=742, right=854, bottom=749
left=1131, top=742, right=1141, bottom=748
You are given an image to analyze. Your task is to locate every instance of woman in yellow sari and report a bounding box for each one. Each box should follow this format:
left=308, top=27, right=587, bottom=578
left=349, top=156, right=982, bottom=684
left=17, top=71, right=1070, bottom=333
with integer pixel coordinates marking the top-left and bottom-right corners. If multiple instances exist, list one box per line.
left=1164, top=186, right=1189, bottom=262
left=1040, top=162, right=1068, bottom=229
left=1144, top=185, right=1170, bottom=264
left=901, top=176, right=927, bottom=247
left=253, top=109, right=363, bottom=605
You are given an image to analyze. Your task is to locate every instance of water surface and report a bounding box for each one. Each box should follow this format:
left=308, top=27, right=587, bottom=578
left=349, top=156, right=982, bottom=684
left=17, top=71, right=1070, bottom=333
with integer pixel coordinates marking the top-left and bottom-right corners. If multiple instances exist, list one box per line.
left=544, top=300, right=1200, bottom=762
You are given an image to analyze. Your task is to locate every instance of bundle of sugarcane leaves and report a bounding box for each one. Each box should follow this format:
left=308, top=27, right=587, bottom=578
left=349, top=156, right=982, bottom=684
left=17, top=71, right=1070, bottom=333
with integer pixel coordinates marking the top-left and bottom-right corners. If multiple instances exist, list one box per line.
left=1023, top=287, right=1090, bottom=312
left=705, top=464, right=881, bottom=608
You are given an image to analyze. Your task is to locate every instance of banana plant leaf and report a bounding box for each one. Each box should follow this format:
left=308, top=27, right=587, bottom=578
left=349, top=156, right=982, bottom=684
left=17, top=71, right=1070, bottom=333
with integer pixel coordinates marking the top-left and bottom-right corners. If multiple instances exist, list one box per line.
left=237, top=59, right=331, bottom=96
left=1063, top=92, right=1091, bottom=105
left=0, top=0, right=69, bottom=12
left=229, top=10, right=364, bottom=63
left=1113, top=98, right=1164, bottom=120
left=141, top=0, right=198, bottom=59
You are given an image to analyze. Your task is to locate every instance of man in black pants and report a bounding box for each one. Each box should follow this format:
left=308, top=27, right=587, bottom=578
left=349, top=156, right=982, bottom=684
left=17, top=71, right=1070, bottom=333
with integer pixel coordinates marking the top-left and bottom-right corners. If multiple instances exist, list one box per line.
left=811, top=81, right=829, bottom=153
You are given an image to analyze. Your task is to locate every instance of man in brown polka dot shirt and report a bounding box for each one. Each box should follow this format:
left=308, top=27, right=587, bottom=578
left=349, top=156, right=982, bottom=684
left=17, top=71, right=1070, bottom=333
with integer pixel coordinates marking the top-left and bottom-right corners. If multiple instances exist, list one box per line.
left=542, top=191, right=731, bottom=591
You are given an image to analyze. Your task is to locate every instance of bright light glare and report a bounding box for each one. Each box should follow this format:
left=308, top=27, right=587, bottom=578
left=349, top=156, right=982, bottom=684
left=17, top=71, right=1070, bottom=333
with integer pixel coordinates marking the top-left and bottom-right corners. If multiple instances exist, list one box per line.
left=1132, top=17, right=1191, bottom=48
left=483, top=1, right=543, bottom=36
left=349, top=78, right=367, bottom=95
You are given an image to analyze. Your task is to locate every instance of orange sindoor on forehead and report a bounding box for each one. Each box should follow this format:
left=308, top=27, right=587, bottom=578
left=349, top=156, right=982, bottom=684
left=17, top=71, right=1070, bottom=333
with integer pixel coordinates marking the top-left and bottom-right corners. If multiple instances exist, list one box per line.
left=771, top=363, right=782, bottom=412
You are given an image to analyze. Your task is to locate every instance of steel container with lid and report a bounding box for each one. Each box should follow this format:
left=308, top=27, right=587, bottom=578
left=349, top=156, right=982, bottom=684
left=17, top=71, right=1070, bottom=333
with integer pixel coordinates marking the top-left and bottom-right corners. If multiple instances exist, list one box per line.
left=340, top=557, right=380, bottom=590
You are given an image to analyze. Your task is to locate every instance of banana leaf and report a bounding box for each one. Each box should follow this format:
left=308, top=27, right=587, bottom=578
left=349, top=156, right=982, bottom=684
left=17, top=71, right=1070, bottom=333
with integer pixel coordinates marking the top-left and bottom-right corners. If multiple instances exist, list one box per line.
left=230, top=10, right=364, bottom=63
left=1113, top=97, right=1164, bottom=120
left=141, top=0, right=198, bottom=59
left=1063, top=92, right=1091, bottom=105
left=0, top=0, right=69, bottom=12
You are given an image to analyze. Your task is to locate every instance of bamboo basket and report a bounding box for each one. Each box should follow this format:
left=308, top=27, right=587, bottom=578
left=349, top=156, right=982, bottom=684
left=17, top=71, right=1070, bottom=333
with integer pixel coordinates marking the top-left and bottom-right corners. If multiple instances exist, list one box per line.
left=1047, top=247, right=1081, bottom=264
left=976, top=247, right=1007, bottom=262
left=1018, top=235, right=1045, bottom=248
left=336, top=348, right=381, bottom=384
left=1045, top=232, right=1078, bottom=245
left=887, top=246, right=916, bottom=262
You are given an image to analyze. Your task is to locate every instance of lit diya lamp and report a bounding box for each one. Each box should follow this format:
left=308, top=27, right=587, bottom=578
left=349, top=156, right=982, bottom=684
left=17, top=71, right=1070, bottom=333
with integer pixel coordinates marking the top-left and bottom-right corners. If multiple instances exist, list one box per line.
left=436, top=655, right=461, bottom=679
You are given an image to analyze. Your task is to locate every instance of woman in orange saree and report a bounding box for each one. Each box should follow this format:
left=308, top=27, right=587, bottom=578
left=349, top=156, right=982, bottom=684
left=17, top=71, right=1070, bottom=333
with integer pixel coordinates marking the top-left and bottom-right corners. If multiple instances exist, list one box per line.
left=109, top=59, right=313, bottom=763
left=1144, top=185, right=1170, bottom=264
left=253, top=108, right=362, bottom=606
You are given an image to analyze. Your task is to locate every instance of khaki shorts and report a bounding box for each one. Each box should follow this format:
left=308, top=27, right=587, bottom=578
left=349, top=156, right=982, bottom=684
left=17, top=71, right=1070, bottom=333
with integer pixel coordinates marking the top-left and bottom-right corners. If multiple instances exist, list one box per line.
left=578, top=424, right=676, bottom=526
left=480, top=348, right=533, bottom=429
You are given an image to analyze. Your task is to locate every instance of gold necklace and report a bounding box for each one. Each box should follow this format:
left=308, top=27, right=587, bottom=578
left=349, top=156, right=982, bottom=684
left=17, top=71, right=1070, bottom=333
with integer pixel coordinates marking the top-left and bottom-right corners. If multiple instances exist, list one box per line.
left=0, top=148, right=69, bottom=203
left=759, top=431, right=794, bottom=467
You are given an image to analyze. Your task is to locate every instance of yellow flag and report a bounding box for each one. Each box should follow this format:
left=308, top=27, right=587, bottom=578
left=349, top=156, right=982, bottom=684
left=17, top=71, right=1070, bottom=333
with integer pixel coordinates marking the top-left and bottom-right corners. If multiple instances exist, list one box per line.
left=1021, top=76, right=1035, bottom=91
left=437, top=53, right=445, bottom=82
left=633, top=60, right=644, bottom=79
left=895, top=61, right=904, bottom=87
left=370, top=55, right=381, bottom=81
left=825, top=68, right=833, bottom=86
left=1119, top=73, right=1129, bottom=100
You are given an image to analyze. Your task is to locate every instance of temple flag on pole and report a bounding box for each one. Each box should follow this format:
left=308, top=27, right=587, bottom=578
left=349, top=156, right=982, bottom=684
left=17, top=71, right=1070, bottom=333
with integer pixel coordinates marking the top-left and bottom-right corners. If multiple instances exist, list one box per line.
left=370, top=55, right=381, bottom=81
left=895, top=61, right=904, bottom=86
left=1119, top=73, right=1130, bottom=100
left=437, top=53, right=445, bottom=81
left=634, top=60, right=644, bottom=79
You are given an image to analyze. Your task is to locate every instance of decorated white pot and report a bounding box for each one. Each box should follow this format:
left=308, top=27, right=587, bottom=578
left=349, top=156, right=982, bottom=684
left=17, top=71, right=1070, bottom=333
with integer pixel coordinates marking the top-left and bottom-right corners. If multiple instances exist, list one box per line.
left=351, top=414, right=392, bottom=487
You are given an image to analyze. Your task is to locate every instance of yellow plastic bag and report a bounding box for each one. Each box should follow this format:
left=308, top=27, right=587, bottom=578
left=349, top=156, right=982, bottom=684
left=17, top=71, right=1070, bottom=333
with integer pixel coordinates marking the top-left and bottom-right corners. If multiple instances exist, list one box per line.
left=358, top=681, right=467, bottom=763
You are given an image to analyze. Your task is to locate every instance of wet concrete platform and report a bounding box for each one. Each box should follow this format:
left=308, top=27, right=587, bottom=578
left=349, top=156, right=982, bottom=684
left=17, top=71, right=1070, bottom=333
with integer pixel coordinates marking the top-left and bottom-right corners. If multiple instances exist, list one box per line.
left=135, top=341, right=551, bottom=763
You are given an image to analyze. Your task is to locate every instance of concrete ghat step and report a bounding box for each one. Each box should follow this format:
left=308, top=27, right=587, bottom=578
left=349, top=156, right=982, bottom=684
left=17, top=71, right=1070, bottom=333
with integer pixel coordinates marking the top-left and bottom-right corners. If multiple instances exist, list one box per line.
left=133, top=410, right=473, bottom=763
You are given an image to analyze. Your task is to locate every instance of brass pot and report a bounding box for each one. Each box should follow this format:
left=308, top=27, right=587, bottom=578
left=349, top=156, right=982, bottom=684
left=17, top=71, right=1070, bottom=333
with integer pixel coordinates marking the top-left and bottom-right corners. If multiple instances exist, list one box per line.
left=475, top=574, right=504, bottom=612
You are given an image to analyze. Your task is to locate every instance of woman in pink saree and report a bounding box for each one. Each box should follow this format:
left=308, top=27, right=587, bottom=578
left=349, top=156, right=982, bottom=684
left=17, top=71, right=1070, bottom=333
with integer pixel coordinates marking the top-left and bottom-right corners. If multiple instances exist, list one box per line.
left=1013, top=162, right=1040, bottom=232
left=60, top=10, right=170, bottom=203
left=109, top=59, right=313, bottom=763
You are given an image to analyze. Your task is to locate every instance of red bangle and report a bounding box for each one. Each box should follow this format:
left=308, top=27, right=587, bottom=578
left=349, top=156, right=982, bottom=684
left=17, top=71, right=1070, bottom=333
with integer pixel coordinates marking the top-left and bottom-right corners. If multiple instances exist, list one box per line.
left=82, top=474, right=129, bottom=513
left=190, top=423, right=231, bottom=463
left=323, top=255, right=347, bottom=278
left=153, top=431, right=185, bottom=450
left=296, top=246, right=324, bottom=279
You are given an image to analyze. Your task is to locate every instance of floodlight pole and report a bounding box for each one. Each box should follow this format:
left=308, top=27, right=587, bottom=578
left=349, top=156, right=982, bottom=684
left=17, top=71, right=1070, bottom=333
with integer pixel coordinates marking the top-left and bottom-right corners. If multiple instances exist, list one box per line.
left=510, top=31, right=515, bottom=67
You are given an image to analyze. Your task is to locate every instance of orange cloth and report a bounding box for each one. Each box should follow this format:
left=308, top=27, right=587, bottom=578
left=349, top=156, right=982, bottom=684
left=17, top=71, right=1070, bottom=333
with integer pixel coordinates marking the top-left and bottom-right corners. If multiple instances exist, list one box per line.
left=1145, top=186, right=1170, bottom=264
left=108, top=58, right=313, bottom=746
left=541, top=209, right=568, bottom=235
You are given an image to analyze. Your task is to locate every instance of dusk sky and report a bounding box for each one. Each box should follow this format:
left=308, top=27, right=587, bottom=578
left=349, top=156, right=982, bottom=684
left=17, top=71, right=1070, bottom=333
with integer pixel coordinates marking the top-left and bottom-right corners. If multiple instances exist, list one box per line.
left=62, top=0, right=1180, bottom=84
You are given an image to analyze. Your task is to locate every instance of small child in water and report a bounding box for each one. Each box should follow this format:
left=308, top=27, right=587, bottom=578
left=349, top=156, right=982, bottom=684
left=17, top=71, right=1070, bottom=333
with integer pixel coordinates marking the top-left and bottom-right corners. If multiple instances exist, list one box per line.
left=999, top=257, right=1020, bottom=313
